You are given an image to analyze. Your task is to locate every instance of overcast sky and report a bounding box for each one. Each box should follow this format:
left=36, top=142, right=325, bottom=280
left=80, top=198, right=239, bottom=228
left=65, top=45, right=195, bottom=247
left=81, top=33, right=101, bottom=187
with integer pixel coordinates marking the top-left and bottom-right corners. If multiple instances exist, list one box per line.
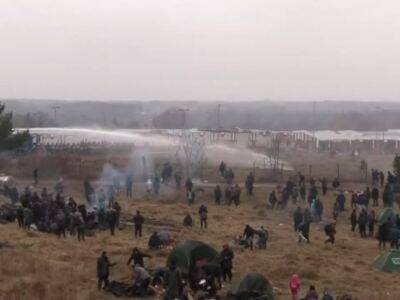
left=1, top=0, right=400, bottom=102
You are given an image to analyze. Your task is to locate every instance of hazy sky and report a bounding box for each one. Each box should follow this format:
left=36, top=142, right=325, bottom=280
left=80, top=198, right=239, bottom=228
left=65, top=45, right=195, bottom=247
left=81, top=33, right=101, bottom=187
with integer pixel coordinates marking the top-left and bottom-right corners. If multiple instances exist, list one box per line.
left=1, top=0, right=400, bottom=102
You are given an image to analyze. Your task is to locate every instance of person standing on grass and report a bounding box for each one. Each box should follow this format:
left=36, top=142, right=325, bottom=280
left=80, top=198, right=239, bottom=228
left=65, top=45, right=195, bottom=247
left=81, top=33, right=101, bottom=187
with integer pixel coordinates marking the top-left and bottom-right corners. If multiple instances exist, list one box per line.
left=133, top=210, right=144, bottom=237
left=269, top=190, right=277, bottom=209
left=199, top=204, right=208, bottom=229
left=378, top=220, right=389, bottom=249
left=174, top=172, right=182, bottom=190
left=293, top=207, right=303, bottom=231
left=126, top=174, right=133, bottom=199
left=185, top=177, right=193, bottom=193
left=289, top=274, right=301, bottom=300
left=220, top=244, right=234, bottom=282
left=214, top=185, right=222, bottom=205
left=245, top=172, right=254, bottom=196
left=358, top=209, right=368, bottom=238
left=371, top=186, right=379, bottom=207
left=350, top=209, right=357, bottom=232
left=97, top=251, right=116, bottom=290
left=321, top=177, right=328, bottom=195
left=107, top=208, right=117, bottom=236
left=368, top=210, right=376, bottom=237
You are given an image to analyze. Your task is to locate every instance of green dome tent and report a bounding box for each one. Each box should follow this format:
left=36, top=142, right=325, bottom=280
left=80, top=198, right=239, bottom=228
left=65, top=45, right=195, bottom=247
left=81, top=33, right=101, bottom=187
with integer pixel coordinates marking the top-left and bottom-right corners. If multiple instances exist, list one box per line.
left=373, top=249, right=400, bottom=273
left=228, top=273, right=274, bottom=300
left=167, top=240, right=219, bottom=274
left=378, top=208, right=396, bottom=224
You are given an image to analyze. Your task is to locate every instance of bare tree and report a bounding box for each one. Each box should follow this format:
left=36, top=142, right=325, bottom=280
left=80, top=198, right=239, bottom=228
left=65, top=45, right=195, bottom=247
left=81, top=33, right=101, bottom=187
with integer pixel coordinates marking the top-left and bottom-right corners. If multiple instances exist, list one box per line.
left=176, top=131, right=207, bottom=178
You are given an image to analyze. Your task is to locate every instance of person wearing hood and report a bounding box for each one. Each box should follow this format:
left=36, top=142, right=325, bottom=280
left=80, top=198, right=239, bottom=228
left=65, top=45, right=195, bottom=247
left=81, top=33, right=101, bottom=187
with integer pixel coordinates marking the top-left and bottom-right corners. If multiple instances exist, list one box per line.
left=289, top=274, right=301, bottom=300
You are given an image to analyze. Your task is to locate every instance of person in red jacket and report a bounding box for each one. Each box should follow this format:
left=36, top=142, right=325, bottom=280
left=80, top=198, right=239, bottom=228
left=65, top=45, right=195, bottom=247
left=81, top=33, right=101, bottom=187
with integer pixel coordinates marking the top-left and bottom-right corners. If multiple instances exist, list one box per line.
left=289, top=274, right=301, bottom=300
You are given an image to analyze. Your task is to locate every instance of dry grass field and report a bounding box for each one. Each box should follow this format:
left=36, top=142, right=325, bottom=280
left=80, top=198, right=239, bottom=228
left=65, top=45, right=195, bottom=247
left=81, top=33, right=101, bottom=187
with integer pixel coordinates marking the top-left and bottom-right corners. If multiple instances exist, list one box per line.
left=1, top=176, right=400, bottom=300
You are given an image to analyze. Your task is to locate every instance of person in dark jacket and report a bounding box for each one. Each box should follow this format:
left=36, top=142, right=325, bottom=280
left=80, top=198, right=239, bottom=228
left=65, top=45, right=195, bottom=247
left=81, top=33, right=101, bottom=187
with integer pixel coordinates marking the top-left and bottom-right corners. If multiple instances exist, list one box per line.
left=225, top=186, right=232, bottom=205
left=183, top=213, right=193, bottom=227
left=299, top=183, right=306, bottom=202
left=379, top=171, right=385, bottom=188
left=233, top=184, right=241, bottom=206
left=268, top=190, right=277, bottom=210
left=16, top=206, right=24, bottom=228
left=126, top=174, right=133, bottom=198
left=199, top=205, right=208, bottom=229
left=336, top=192, right=346, bottom=212
left=127, top=247, right=151, bottom=268
left=245, top=173, right=254, bottom=196
left=185, top=178, right=193, bottom=193
left=243, top=225, right=256, bottom=250
left=368, top=210, right=376, bottom=237
left=220, top=244, right=234, bottom=282
left=324, top=222, right=336, bottom=244
left=378, top=220, right=390, bottom=249
left=97, top=251, right=116, bottom=290
left=214, top=185, right=222, bottom=205
left=107, top=209, right=117, bottom=235
left=165, top=260, right=183, bottom=300
left=358, top=209, right=368, bottom=238
left=350, top=209, right=357, bottom=232
left=293, top=207, right=303, bottom=231
left=174, top=172, right=182, bottom=190
left=305, top=285, right=319, bottom=300
left=148, top=232, right=163, bottom=250
left=321, top=177, right=328, bottom=195
left=219, top=161, right=226, bottom=177
left=133, top=210, right=144, bottom=237
left=371, top=187, right=379, bottom=207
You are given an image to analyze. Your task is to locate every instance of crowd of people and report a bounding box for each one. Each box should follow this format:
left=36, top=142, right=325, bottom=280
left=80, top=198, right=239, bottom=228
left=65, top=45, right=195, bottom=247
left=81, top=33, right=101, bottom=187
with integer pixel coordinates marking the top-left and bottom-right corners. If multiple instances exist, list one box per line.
left=1, top=159, right=399, bottom=299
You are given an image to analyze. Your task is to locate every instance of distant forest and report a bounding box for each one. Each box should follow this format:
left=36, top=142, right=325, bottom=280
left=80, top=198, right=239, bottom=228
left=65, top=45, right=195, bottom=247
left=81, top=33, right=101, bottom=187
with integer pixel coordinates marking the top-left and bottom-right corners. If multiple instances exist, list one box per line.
left=3, top=99, right=400, bottom=131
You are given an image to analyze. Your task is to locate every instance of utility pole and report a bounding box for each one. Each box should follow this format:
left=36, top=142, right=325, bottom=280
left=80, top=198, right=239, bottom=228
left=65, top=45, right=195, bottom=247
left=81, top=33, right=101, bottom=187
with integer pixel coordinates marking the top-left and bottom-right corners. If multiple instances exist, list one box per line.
left=50, top=105, right=61, bottom=122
